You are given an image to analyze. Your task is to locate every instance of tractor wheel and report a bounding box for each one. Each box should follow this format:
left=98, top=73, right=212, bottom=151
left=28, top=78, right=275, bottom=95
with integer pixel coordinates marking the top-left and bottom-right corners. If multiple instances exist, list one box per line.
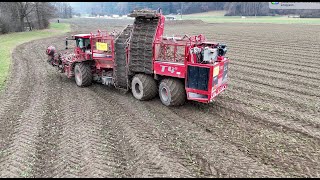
left=159, top=78, right=186, bottom=106
left=131, top=74, right=157, bottom=101
left=74, top=62, right=92, bottom=87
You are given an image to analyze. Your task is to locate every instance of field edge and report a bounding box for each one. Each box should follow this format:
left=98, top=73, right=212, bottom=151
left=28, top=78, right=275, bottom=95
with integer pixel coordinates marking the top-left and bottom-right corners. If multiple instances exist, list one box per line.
left=0, top=22, right=70, bottom=91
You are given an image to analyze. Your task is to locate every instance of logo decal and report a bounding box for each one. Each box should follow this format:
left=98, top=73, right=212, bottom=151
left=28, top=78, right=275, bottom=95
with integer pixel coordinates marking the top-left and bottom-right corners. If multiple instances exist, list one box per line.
left=160, top=65, right=180, bottom=75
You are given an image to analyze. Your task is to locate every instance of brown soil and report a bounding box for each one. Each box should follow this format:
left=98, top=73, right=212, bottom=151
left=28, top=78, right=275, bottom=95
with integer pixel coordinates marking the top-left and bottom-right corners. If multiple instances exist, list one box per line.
left=0, top=18, right=319, bottom=177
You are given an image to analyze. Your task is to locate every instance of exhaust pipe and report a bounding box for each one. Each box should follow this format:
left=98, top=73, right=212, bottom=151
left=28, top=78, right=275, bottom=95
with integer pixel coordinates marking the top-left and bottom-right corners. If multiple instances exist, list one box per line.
left=65, top=37, right=68, bottom=49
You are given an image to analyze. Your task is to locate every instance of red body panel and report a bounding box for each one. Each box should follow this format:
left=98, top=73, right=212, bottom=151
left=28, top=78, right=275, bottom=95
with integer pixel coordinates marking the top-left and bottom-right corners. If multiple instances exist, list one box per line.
left=184, top=58, right=229, bottom=103
left=153, top=28, right=229, bottom=103
left=90, top=31, right=115, bottom=69
left=154, top=61, right=185, bottom=78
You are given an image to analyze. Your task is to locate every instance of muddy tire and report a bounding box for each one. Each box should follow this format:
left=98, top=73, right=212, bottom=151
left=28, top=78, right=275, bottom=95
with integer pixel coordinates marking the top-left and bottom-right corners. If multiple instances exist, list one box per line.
left=131, top=74, right=157, bottom=101
left=74, top=62, right=93, bottom=87
left=159, top=78, right=186, bottom=106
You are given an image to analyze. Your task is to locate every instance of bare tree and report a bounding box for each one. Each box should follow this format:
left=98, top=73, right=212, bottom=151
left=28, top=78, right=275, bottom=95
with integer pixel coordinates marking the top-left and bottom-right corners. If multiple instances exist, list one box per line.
left=225, top=2, right=269, bottom=16
left=52, top=2, right=73, bottom=19
left=14, top=2, right=36, bottom=31
left=0, top=2, right=55, bottom=34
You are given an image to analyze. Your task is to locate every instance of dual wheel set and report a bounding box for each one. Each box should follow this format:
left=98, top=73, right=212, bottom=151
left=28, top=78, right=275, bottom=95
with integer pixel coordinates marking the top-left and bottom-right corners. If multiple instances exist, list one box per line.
left=74, top=62, right=186, bottom=106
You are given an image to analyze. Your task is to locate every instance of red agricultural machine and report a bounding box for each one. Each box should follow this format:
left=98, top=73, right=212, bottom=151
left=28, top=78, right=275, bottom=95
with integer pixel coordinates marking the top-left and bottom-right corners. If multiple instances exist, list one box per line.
left=46, top=9, right=229, bottom=106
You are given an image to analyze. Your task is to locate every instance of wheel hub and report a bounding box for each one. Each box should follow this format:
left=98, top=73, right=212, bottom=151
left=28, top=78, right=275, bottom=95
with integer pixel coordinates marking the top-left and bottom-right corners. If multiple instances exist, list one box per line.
left=135, top=82, right=141, bottom=94
left=75, top=67, right=82, bottom=85
left=161, top=87, right=169, bottom=102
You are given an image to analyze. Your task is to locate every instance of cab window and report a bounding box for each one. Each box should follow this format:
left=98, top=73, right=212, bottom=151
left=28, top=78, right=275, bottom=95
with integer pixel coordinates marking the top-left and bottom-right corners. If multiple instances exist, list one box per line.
left=76, top=38, right=90, bottom=49
left=76, top=38, right=84, bottom=48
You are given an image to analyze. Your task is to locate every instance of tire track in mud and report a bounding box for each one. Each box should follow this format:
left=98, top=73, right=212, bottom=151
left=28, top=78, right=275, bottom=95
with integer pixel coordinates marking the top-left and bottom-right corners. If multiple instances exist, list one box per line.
left=230, top=51, right=320, bottom=69
left=32, top=72, right=64, bottom=178
left=225, top=87, right=319, bottom=128
left=104, top=92, right=210, bottom=177
left=217, top=98, right=320, bottom=140
left=230, top=44, right=320, bottom=58
left=171, top=101, right=320, bottom=177
left=233, top=54, right=320, bottom=74
left=47, top=81, right=135, bottom=178
left=141, top=101, right=287, bottom=177
left=220, top=94, right=320, bottom=138
left=233, top=49, right=320, bottom=65
left=0, top=46, right=34, bottom=161
left=231, top=64, right=320, bottom=89
left=90, top=86, right=286, bottom=177
left=232, top=73, right=320, bottom=99
left=50, top=84, right=121, bottom=177
left=230, top=78, right=319, bottom=112
left=227, top=83, right=316, bottom=114
left=1, top=19, right=320, bottom=178
left=231, top=61, right=320, bottom=82
left=231, top=73, right=320, bottom=98
left=89, top=90, right=177, bottom=178
left=89, top=85, right=194, bottom=177
left=0, top=43, right=50, bottom=177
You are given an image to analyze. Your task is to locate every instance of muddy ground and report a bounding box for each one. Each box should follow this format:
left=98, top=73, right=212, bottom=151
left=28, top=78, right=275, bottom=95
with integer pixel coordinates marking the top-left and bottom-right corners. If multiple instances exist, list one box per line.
left=0, top=18, right=319, bottom=177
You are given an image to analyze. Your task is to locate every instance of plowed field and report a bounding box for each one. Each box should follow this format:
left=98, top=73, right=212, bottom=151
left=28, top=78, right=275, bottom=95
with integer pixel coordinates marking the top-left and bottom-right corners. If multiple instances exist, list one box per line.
left=0, top=18, right=319, bottom=177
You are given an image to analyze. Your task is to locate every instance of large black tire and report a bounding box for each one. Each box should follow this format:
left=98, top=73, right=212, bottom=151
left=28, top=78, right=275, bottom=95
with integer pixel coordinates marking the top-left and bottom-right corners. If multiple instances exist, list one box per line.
left=131, top=74, right=157, bottom=101
left=74, top=62, right=92, bottom=87
left=159, top=78, right=186, bottom=106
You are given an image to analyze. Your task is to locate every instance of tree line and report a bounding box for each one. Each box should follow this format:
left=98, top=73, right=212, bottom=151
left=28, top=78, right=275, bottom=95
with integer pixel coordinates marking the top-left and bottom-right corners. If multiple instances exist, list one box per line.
left=224, top=2, right=320, bottom=17
left=70, top=2, right=319, bottom=17
left=2, top=2, right=317, bottom=34
left=0, top=2, right=73, bottom=34
left=70, top=2, right=226, bottom=16
left=54, top=2, right=73, bottom=19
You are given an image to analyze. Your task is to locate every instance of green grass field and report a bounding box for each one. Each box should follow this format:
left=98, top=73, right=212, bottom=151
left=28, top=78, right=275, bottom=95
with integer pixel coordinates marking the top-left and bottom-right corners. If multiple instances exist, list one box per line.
left=174, top=10, right=320, bottom=24
left=0, top=23, right=70, bottom=90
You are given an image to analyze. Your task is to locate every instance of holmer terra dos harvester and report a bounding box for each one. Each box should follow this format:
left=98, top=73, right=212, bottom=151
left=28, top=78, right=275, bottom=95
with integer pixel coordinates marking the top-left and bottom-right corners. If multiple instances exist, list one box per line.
left=46, top=9, right=229, bottom=106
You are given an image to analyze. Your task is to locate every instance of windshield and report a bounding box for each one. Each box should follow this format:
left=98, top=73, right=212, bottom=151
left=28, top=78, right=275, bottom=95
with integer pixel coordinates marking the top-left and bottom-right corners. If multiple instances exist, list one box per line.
left=76, top=38, right=90, bottom=49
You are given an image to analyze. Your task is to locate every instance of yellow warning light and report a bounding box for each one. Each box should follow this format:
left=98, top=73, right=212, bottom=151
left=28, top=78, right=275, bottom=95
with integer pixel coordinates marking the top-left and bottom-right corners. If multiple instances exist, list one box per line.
left=213, top=66, right=220, bottom=77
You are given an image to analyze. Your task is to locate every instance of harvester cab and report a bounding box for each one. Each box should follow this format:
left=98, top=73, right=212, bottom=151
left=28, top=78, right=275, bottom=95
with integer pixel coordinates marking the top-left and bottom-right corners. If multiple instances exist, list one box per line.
left=45, top=9, right=229, bottom=106
left=66, top=34, right=91, bottom=56
left=74, top=35, right=91, bottom=52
